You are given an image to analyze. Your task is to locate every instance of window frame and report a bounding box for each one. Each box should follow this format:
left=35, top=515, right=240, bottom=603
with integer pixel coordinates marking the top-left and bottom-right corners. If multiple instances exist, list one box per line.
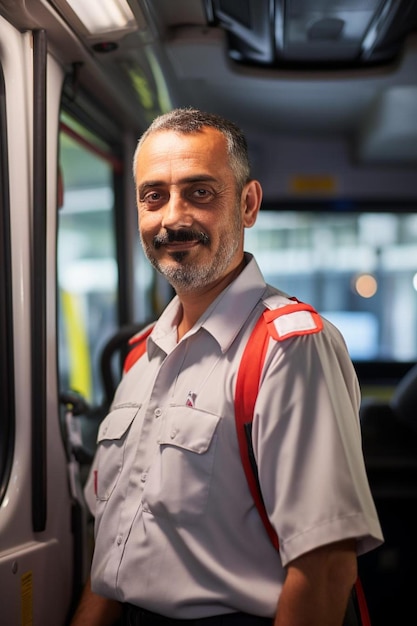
left=0, top=61, right=15, bottom=504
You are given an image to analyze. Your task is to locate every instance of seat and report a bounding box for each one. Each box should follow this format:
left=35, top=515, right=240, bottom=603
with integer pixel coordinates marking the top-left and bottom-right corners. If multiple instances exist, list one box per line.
left=358, top=365, right=417, bottom=625
left=60, top=321, right=153, bottom=470
left=99, top=321, right=153, bottom=410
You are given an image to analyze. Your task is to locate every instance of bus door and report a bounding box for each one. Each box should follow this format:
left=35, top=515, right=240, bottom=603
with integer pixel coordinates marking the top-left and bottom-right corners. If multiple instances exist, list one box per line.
left=0, top=14, right=76, bottom=625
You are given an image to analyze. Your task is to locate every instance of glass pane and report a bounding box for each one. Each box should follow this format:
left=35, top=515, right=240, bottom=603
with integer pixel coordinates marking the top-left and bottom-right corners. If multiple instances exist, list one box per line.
left=246, top=209, right=417, bottom=362
left=58, top=120, right=118, bottom=405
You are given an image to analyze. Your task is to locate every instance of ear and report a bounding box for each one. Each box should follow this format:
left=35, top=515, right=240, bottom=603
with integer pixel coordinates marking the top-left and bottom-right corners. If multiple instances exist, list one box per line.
left=241, top=179, right=262, bottom=228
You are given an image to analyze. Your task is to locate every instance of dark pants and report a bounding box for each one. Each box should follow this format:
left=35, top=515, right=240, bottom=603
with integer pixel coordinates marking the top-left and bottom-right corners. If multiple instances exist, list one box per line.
left=122, top=604, right=273, bottom=626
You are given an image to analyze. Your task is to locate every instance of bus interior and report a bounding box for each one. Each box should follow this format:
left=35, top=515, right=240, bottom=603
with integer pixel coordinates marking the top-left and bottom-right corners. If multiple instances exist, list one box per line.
left=1, top=1, right=417, bottom=624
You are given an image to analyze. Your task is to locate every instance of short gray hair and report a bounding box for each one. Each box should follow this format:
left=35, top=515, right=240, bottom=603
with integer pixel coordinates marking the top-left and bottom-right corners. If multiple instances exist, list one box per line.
left=133, top=107, right=251, bottom=192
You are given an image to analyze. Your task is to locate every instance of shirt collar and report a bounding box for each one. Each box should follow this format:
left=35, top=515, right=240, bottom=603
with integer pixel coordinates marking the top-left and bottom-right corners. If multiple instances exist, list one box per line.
left=148, top=253, right=267, bottom=356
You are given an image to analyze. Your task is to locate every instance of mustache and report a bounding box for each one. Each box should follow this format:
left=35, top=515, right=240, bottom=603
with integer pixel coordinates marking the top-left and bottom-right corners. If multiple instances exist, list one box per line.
left=153, top=228, right=210, bottom=248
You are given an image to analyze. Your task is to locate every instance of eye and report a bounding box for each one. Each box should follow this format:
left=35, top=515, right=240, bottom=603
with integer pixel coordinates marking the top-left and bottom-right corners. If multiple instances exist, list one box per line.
left=190, top=187, right=213, bottom=202
left=140, top=190, right=163, bottom=205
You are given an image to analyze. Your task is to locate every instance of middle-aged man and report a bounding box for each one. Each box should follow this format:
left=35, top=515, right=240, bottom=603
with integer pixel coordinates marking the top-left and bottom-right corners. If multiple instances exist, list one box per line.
left=70, top=107, right=383, bottom=626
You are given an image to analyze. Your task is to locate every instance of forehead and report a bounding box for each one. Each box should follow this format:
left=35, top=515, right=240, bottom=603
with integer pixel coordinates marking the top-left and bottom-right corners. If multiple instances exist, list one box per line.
left=135, top=127, right=232, bottom=182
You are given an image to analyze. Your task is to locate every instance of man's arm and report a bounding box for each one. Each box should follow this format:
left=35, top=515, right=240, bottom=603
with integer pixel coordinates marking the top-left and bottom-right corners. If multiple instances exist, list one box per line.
left=274, top=539, right=357, bottom=626
left=69, top=577, right=122, bottom=626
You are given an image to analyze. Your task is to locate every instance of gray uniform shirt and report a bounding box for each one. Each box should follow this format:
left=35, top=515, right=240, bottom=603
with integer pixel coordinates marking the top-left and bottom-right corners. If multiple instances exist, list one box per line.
left=86, top=254, right=383, bottom=618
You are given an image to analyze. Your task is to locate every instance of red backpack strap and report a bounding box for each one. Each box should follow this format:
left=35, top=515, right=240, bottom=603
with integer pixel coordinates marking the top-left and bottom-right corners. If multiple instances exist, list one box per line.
left=234, top=302, right=323, bottom=549
left=123, top=324, right=155, bottom=373
left=234, top=311, right=279, bottom=550
left=353, top=577, right=372, bottom=626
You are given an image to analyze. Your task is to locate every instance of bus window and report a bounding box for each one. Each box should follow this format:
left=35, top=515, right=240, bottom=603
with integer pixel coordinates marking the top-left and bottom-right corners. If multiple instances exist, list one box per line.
left=0, top=62, right=14, bottom=504
left=57, top=116, right=119, bottom=406
left=246, top=208, right=417, bottom=365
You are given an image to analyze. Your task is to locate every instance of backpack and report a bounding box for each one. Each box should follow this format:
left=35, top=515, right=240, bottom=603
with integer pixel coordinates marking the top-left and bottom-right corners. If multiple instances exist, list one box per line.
left=236, top=310, right=371, bottom=626
left=124, top=306, right=371, bottom=626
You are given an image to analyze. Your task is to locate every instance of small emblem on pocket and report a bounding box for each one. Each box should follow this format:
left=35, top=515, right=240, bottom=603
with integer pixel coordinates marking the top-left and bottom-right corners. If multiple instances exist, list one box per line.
left=186, top=391, right=196, bottom=407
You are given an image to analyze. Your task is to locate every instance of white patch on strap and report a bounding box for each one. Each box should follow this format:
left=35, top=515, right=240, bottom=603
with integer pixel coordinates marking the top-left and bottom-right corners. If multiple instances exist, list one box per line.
left=273, top=310, right=318, bottom=338
left=265, top=302, right=323, bottom=341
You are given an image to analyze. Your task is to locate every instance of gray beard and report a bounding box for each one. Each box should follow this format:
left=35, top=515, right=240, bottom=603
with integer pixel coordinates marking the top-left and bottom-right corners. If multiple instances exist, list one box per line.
left=143, top=237, right=240, bottom=292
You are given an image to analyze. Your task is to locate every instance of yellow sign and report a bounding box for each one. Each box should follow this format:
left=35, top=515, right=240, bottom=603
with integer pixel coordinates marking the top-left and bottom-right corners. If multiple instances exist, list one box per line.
left=21, top=571, right=33, bottom=626
left=289, top=175, right=338, bottom=195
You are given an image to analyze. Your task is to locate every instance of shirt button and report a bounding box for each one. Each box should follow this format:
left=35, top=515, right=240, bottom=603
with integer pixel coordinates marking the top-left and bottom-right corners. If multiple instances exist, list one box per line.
left=170, top=429, right=178, bottom=439
left=141, top=473, right=147, bottom=483
left=116, top=536, right=122, bottom=546
left=154, top=408, right=162, bottom=418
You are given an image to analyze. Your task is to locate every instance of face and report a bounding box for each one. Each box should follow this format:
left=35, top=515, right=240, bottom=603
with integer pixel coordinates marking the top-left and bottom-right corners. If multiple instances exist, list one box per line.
left=135, top=127, right=259, bottom=294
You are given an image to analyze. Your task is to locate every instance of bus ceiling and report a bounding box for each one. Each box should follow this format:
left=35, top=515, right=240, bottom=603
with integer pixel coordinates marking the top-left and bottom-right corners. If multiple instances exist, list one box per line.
left=1, top=1, right=417, bottom=173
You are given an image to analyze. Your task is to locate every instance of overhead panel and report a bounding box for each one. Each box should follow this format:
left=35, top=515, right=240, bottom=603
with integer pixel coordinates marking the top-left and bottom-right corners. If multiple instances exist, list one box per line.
left=205, top=0, right=417, bottom=67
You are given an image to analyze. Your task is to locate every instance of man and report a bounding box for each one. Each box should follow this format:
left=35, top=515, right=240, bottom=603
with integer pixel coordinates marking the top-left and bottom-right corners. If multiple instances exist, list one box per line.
left=71, top=108, right=383, bottom=626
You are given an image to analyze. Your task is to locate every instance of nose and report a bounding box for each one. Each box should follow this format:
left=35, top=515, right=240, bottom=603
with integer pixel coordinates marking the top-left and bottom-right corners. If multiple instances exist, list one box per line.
left=161, top=192, right=192, bottom=230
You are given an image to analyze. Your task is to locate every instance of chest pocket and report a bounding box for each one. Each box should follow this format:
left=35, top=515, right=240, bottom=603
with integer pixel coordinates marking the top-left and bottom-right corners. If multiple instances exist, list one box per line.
left=142, top=405, right=220, bottom=523
left=95, top=403, right=140, bottom=501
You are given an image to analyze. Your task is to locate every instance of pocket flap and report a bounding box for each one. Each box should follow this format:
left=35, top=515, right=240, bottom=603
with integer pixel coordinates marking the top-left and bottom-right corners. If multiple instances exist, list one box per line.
left=97, top=403, right=141, bottom=442
left=158, top=405, right=220, bottom=453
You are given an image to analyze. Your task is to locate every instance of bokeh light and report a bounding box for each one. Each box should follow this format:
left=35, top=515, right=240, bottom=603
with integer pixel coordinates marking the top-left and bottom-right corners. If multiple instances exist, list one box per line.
left=352, top=273, right=378, bottom=298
